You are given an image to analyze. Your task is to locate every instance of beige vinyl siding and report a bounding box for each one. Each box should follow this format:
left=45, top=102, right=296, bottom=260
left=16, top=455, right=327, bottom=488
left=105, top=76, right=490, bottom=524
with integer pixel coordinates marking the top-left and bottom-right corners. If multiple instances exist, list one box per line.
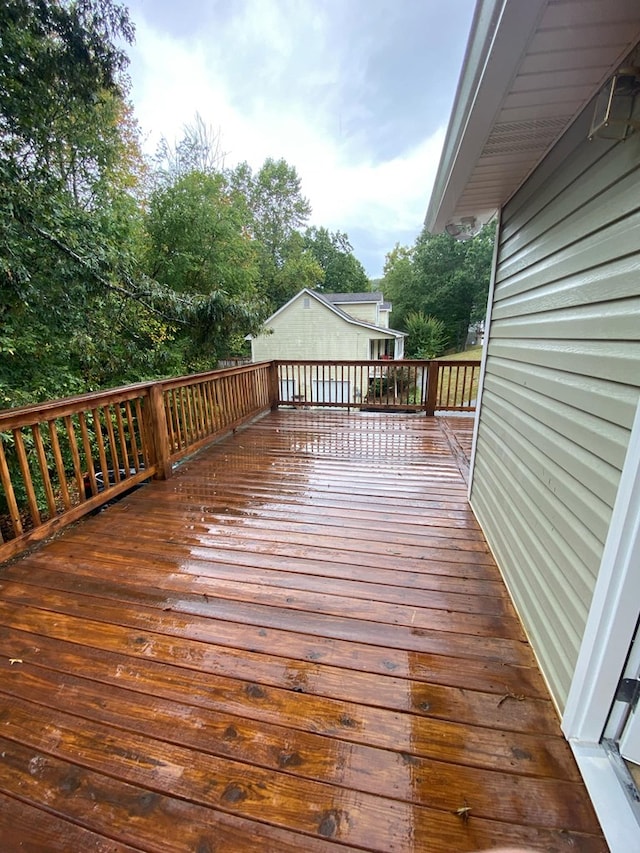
left=338, top=303, right=379, bottom=325
left=250, top=295, right=394, bottom=362
left=471, top=97, right=640, bottom=710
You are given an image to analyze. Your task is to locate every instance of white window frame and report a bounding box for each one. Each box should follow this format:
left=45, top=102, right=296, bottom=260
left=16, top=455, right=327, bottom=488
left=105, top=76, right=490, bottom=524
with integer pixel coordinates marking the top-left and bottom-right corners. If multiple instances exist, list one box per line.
left=562, top=395, right=640, bottom=851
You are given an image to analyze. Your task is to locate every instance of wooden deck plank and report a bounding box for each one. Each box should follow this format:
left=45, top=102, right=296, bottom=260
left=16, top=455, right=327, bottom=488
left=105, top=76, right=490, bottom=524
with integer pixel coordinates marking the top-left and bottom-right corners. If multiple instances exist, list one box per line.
left=23, top=550, right=513, bottom=615
left=0, top=581, right=535, bottom=667
left=0, top=587, right=553, bottom=735
left=0, top=792, right=144, bottom=853
left=42, top=534, right=509, bottom=595
left=0, top=564, right=525, bottom=638
left=0, top=689, right=599, bottom=831
left=0, top=410, right=605, bottom=851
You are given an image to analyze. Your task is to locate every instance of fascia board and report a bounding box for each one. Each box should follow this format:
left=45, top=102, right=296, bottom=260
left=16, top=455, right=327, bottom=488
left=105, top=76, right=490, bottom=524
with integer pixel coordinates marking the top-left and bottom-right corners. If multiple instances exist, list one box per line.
left=425, top=0, right=548, bottom=233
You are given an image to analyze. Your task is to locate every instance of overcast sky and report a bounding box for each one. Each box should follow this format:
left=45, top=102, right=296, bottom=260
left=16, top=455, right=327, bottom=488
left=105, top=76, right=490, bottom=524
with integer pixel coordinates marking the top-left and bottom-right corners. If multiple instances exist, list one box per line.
left=122, top=0, right=475, bottom=279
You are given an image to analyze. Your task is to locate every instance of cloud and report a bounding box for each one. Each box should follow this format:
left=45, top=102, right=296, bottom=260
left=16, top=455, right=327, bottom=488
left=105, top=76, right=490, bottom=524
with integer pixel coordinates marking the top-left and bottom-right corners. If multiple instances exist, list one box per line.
left=124, top=0, right=472, bottom=277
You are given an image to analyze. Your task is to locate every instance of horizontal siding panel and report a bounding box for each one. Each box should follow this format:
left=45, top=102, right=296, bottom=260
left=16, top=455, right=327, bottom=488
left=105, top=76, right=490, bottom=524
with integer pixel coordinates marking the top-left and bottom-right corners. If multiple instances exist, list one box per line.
left=527, top=21, right=637, bottom=54
left=493, top=210, right=640, bottom=302
left=511, top=68, right=609, bottom=93
left=473, top=67, right=640, bottom=712
left=539, top=0, right=640, bottom=28
left=498, top=102, right=583, bottom=124
left=498, top=168, right=640, bottom=281
left=486, top=356, right=638, bottom=430
left=499, top=106, right=606, bottom=237
left=491, top=254, right=640, bottom=320
left=473, top=431, right=594, bottom=630
left=502, top=85, right=597, bottom=111
left=472, top=453, right=582, bottom=708
left=519, top=47, right=622, bottom=75
left=483, top=370, right=629, bottom=471
left=475, top=408, right=603, bottom=580
left=480, top=387, right=616, bottom=539
left=500, top=130, right=638, bottom=255
left=487, top=338, right=640, bottom=386
left=490, top=298, right=640, bottom=341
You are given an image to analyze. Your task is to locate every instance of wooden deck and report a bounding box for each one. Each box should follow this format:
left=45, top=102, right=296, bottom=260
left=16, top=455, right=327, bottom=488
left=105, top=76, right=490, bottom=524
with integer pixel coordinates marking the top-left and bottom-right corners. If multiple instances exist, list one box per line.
left=0, top=410, right=605, bottom=852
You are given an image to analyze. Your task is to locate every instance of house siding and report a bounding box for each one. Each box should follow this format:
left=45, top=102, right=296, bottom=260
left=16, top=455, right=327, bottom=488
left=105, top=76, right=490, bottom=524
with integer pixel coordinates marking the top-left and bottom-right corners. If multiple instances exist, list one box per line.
left=470, top=99, right=640, bottom=710
left=338, top=303, right=380, bottom=325
left=250, top=295, right=394, bottom=362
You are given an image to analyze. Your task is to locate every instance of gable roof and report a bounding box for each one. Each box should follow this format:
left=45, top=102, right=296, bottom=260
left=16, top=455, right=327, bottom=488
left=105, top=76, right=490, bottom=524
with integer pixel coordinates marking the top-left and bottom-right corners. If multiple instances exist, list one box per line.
left=425, top=0, right=640, bottom=233
left=257, top=288, right=405, bottom=339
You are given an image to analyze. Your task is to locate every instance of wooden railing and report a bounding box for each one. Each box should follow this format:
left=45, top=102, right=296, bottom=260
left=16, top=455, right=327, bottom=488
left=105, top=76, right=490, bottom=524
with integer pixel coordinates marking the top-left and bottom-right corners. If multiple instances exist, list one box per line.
left=274, top=359, right=481, bottom=415
left=0, top=363, right=274, bottom=561
left=434, top=359, right=481, bottom=412
left=0, top=358, right=480, bottom=562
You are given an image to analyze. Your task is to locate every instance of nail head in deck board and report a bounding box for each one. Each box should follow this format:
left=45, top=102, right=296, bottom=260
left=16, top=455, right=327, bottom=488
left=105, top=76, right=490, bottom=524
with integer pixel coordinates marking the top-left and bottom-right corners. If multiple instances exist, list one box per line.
left=0, top=411, right=605, bottom=850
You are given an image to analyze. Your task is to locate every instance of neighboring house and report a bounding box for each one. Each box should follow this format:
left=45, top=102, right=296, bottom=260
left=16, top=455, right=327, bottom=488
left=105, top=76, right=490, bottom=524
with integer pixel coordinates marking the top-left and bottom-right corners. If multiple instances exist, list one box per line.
left=321, top=291, right=393, bottom=330
left=249, top=289, right=405, bottom=362
left=248, top=289, right=405, bottom=406
left=425, top=1, right=640, bottom=847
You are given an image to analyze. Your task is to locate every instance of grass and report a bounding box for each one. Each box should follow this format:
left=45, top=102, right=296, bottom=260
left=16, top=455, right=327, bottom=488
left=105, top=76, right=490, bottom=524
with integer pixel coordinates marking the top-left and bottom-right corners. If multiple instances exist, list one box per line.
left=436, top=346, right=482, bottom=407
left=439, top=345, right=483, bottom=361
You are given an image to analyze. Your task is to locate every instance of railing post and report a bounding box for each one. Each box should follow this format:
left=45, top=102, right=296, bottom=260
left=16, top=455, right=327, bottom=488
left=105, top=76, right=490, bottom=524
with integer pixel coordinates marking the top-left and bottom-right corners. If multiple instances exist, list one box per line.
left=269, top=361, right=280, bottom=411
left=148, top=383, right=172, bottom=480
left=425, top=360, right=439, bottom=416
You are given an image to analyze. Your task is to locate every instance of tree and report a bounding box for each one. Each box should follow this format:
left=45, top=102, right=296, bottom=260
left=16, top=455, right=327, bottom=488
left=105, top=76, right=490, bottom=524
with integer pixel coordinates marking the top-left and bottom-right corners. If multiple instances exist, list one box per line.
left=143, top=170, right=263, bottom=367
left=404, top=312, right=447, bottom=359
left=380, top=243, right=415, bottom=315
left=0, top=0, right=155, bottom=404
left=381, top=223, right=495, bottom=352
left=302, top=226, right=369, bottom=293
left=249, top=158, right=312, bottom=262
left=227, top=158, right=319, bottom=309
left=152, top=113, right=226, bottom=188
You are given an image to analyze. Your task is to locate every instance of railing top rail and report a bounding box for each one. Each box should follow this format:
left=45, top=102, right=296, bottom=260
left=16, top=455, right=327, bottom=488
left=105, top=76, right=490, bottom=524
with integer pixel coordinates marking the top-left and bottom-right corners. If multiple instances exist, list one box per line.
left=275, top=359, right=434, bottom=367
left=0, top=383, right=155, bottom=430
left=0, top=362, right=274, bottom=429
left=160, top=361, right=271, bottom=391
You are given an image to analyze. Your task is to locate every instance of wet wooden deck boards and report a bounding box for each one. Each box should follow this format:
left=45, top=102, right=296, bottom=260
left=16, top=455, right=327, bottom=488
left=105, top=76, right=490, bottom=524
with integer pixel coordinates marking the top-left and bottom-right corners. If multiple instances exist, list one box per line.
left=0, top=410, right=605, bottom=852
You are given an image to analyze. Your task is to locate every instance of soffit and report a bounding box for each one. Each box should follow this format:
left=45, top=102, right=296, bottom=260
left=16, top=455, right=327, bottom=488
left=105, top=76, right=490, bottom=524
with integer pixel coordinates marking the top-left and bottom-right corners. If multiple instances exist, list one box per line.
left=426, top=0, right=640, bottom=233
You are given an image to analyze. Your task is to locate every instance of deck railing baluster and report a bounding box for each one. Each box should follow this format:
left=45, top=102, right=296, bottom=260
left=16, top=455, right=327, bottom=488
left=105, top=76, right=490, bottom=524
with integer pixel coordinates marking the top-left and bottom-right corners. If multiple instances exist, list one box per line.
left=47, top=419, right=71, bottom=512
left=31, top=423, right=57, bottom=517
left=0, top=359, right=478, bottom=560
left=0, top=440, right=23, bottom=537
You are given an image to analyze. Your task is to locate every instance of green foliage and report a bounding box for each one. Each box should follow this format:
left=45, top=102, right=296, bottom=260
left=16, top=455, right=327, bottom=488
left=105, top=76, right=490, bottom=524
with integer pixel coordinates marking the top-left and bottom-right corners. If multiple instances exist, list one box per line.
left=404, top=312, right=447, bottom=359
left=143, top=170, right=263, bottom=367
left=228, top=158, right=321, bottom=310
left=0, top=5, right=375, bottom=409
left=0, top=0, right=151, bottom=406
left=302, top=226, right=369, bottom=293
left=382, top=223, right=495, bottom=351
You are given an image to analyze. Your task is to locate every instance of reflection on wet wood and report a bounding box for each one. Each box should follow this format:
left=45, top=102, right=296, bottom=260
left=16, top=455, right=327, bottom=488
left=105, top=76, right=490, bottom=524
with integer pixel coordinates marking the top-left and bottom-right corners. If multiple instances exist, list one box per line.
left=0, top=411, right=605, bottom=851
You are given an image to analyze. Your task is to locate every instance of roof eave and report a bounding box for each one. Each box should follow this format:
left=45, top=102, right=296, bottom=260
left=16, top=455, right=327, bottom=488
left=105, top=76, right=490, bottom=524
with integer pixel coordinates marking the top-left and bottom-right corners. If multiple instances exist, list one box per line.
left=425, top=0, right=548, bottom=233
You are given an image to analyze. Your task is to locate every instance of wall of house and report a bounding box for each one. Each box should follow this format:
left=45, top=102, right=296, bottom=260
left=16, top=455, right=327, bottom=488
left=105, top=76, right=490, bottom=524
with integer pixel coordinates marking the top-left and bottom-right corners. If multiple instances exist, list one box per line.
left=470, top=96, right=640, bottom=710
left=250, top=295, right=384, bottom=362
left=336, top=302, right=380, bottom=325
